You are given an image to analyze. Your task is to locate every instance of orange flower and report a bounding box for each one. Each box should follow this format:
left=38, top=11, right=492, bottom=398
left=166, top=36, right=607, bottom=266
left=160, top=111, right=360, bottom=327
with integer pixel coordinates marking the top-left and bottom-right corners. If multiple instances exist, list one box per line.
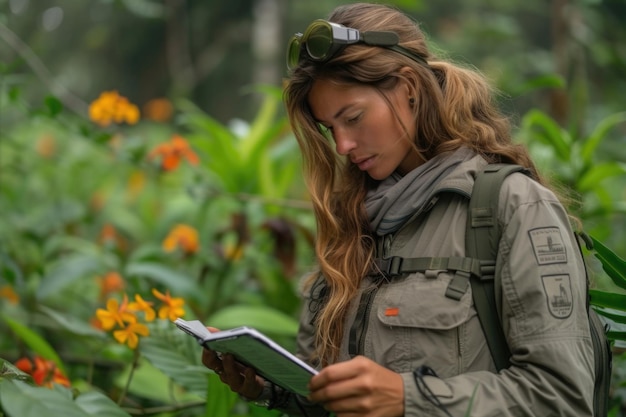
left=89, top=90, right=140, bottom=127
left=98, top=224, right=128, bottom=253
left=15, top=356, right=70, bottom=388
left=162, top=224, right=199, bottom=254
left=35, top=134, right=56, bottom=158
left=152, top=288, right=185, bottom=321
left=0, top=285, right=19, bottom=304
left=97, top=271, right=125, bottom=300
left=128, top=294, right=156, bottom=322
left=148, top=135, right=199, bottom=171
left=143, top=98, right=173, bottom=122
left=113, top=321, right=149, bottom=349
left=95, top=295, right=136, bottom=330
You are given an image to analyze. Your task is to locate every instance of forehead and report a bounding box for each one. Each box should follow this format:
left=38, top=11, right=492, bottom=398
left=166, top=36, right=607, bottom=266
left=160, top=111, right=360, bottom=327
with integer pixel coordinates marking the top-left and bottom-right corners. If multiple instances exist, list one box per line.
left=307, top=79, right=378, bottom=121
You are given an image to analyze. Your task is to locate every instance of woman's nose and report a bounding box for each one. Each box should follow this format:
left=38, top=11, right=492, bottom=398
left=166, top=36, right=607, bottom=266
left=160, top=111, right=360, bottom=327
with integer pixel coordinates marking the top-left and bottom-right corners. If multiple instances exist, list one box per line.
left=333, top=129, right=357, bottom=155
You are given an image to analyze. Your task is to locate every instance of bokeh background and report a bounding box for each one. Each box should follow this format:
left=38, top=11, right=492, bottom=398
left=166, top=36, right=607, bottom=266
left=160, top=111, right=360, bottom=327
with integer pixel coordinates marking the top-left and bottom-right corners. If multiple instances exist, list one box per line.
left=1, top=1, right=626, bottom=416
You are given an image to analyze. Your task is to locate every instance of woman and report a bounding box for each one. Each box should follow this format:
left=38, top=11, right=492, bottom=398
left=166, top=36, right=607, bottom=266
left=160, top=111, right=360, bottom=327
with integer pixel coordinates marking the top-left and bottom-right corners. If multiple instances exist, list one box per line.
left=202, top=3, right=595, bottom=416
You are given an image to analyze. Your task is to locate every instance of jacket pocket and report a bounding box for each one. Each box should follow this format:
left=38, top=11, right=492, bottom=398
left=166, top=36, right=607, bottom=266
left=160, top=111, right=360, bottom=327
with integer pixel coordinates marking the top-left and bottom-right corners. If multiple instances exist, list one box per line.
left=370, top=272, right=473, bottom=375
left=377, top=272, right=472, bottom=328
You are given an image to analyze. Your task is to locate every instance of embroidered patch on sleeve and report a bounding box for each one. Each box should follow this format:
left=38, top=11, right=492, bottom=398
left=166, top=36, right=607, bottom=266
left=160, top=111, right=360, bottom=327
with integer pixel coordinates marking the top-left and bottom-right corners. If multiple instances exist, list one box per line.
left=541, top=274, right=573, bottom=319
left=528, top=227, right=567, bottom=265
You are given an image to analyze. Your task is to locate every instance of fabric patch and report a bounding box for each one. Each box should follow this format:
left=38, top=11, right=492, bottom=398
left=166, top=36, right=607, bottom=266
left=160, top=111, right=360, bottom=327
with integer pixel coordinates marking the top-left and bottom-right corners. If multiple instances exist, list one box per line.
left=541, top=274, right=573, bottom=319
left=528, top=227, right=567, bottom=265
left=384, top=307, right=399, bottom=317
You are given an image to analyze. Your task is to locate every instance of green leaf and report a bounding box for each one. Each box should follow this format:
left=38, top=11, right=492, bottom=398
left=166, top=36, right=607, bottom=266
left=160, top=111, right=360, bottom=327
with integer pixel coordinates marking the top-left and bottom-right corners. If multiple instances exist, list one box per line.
left=140, top=332, right=209, bottom=396
left=607, top=331, right=626, bottom=342
left=44, top=95, right=64, bottom=117
left=207, top=305, right=298, bottom=336
left=36, top=254, right=105, bottom=300
left=577, top=162, right=626, bottom=192
left=521, top=109, right=571, bottom=161
left=594, top=308, right=626, bottom=324
left=204, top=373, right=238, bottom=417
left=590, top=236, right=626, bottom=291
left=512, top=73, right=566, bottom=96
left=124, top=261, right=197, bottom=295
left=581, top=112, right=626, bottom=164
left=2, top=315, right=66, bottom=373
left=38, top=305, right=106, bottom=338
left=0, top=380, right=88, bottom=417
left=75, top=391, right=132, bottom=417
left=589, top=290, right=626, bottom=312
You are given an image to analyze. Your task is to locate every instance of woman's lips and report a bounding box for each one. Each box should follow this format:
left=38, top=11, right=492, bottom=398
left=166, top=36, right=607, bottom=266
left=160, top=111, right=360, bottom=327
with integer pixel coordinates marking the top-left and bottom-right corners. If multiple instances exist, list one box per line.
left=354, top=155, right=376, bottom=171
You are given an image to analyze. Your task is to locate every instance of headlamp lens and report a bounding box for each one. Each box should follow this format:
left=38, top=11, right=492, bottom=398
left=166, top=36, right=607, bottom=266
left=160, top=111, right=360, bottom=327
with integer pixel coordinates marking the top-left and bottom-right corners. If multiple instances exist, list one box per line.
left=287, top=34, right=302, bottom=71
left=304, top=21, right=333, bottom=60
left=286, top=19, right=427, bottom=71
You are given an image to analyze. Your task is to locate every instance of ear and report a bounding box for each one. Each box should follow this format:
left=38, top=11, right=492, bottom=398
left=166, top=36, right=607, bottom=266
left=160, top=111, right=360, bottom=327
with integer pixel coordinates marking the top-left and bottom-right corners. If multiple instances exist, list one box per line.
left=397, top=66, right=418, bottom=101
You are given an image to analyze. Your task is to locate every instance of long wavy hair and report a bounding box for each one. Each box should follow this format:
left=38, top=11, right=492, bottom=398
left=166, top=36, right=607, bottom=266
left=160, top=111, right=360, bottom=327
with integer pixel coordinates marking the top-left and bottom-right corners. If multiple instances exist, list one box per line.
left=284, top=3, right=543, bottom=365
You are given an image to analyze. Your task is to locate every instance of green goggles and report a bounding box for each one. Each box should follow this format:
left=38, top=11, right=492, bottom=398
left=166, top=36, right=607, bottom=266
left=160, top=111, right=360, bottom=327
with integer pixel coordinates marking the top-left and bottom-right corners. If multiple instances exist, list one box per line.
left=287, top=19, right=427, bottom=71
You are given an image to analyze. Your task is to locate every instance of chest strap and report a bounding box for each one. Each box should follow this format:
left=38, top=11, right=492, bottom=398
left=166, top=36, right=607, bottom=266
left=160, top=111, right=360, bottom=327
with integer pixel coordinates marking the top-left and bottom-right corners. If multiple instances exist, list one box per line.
left=373, top=256, right=495, bottom=300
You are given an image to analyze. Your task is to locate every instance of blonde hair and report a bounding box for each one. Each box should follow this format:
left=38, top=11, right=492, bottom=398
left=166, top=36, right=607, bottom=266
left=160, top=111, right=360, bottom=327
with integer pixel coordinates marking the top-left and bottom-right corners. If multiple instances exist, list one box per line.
left=284, top=3, right=543, bottom=365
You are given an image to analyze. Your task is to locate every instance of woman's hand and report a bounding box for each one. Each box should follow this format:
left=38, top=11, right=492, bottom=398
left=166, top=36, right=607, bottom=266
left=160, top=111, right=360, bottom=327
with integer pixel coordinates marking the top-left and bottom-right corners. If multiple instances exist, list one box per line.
left=307, top=356, right=404, bottom=417
left=200, top=327, right=265, bottom=400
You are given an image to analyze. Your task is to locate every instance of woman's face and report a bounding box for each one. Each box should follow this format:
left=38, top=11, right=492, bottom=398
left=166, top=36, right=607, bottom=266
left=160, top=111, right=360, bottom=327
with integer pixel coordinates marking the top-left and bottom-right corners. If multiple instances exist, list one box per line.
left=307, top=78, right=420, bottom=180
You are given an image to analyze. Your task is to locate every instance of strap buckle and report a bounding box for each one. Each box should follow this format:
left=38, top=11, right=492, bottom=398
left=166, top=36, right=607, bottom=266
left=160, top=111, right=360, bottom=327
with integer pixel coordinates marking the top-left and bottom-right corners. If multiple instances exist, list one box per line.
left=374, top=256, right=403, bottom=278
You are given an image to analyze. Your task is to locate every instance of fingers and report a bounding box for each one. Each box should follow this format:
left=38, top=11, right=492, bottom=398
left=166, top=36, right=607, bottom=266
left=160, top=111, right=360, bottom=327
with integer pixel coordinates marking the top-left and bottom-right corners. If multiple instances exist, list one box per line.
left=201, top=348, right=224, bottom=374
left=201, top=351, right=264, bottom=399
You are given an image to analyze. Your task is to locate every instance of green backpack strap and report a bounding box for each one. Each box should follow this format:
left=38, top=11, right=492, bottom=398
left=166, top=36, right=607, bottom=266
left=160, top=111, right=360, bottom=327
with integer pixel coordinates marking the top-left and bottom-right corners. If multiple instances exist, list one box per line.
left=466, top=163, right=528, bottom=371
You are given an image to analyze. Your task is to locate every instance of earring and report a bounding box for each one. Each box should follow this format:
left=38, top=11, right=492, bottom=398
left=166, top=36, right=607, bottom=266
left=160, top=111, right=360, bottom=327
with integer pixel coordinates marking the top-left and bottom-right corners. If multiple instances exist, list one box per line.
left=409, top=97, right=415, bottom=107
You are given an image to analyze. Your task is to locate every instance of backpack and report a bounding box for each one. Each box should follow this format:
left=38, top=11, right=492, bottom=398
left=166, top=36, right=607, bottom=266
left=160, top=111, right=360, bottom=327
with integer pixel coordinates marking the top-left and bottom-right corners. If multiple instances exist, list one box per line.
left=467, top=164, right=612, bottom=417
left=374, top=163, right=612, bottom=416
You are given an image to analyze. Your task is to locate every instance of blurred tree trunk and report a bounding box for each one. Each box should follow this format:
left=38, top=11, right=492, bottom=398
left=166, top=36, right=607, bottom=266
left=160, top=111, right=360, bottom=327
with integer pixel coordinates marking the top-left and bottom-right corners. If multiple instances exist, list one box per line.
left=252, top=0, right=284, bottom=87
left=551, top=0, right=588, bottom=135
left=550, top=0, right=569, bottom=126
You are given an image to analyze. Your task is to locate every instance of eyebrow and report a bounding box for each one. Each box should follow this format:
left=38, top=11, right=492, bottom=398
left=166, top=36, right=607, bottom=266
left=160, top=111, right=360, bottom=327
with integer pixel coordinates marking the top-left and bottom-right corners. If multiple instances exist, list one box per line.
left=315, top=103, right=356, bottom=125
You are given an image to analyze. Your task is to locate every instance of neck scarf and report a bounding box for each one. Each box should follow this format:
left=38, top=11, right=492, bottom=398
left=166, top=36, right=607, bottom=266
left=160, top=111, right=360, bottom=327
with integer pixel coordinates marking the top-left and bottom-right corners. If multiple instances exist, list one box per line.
left=365, top=147, right=474, bottom=236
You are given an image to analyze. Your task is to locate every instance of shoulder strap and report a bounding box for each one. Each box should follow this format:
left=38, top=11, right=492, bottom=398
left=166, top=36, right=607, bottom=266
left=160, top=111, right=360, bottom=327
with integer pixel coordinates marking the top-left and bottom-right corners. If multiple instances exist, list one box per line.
left=466, top=163, right=528, bottom=371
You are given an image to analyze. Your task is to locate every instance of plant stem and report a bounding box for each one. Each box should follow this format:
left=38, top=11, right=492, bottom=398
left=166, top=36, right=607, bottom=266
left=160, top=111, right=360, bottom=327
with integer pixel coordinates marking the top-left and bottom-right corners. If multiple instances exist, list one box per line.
left=117, top=348, right=140, bottom=406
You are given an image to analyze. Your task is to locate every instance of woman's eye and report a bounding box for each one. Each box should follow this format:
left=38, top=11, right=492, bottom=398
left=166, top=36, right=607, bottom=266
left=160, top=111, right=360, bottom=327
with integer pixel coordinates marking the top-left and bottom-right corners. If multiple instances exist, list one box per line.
left=347, top=113, right=362, bottom=124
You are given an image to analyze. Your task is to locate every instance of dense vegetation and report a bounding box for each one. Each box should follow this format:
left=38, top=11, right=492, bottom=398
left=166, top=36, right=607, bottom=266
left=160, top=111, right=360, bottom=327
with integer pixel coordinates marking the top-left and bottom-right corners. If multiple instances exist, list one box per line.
left=1, top=1, right=625, bottom=416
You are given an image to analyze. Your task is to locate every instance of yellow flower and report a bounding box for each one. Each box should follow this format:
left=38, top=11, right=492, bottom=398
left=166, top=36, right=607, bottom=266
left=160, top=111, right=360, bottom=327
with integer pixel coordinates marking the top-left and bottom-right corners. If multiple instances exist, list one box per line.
left=95, top=295, right=136, bottom=330
left=162, top=224, right=200, bottom=254
left=89, top=90, right=140, bottom=127
left=113, top=322, right=149, bottom=349
left=128, top=294, right=156, bottom=322
left=152, top=288, right=185, bottom=321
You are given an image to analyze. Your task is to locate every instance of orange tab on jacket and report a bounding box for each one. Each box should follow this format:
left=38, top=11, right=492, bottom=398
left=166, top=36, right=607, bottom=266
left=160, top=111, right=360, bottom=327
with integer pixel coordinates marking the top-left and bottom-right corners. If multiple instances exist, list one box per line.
left=385, top=307, right=399, bottom=317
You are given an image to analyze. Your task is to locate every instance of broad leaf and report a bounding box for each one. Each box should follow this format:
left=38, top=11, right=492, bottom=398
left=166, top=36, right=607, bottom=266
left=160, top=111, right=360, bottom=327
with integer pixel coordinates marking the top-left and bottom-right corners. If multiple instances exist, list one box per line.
left=124, top=261, right=196, bottom=294
left=75, top=391, right=132, bottom=417
left=0, top=380, right=87, bottom=417
left=36, top=254, right=105, bottom=300
left=581, top=112, right=626, bottom=164
left=589, top=290, right=626, bottom=311
left=590, top=236, right=626, bottom=291
left=577, top=162, right=626, bottom=192
left=204, top=373, right=238, bottom=417
left=208, top=305, right=298, bottom=336
left=38, top=305, right=106, bottom=338
left=140, top=332, right=209, bottom=396
left=2, top=315, right=65, bottom=373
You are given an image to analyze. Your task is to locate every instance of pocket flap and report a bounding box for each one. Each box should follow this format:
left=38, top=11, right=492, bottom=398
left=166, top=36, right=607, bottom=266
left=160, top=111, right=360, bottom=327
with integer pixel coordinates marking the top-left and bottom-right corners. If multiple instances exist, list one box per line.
left=377, top=272, right=472, bottom=330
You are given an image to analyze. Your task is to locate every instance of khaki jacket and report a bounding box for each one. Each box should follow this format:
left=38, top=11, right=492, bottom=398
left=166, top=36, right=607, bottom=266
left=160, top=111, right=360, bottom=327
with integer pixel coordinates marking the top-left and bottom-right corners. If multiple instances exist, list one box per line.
left=286, top=155, right=594, bottom=416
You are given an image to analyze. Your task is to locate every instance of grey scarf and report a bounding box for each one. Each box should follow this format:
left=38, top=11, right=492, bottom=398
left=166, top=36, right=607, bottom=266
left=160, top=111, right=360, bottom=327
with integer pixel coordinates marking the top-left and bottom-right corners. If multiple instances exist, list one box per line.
left=365, top=147, right=474, bottom=236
